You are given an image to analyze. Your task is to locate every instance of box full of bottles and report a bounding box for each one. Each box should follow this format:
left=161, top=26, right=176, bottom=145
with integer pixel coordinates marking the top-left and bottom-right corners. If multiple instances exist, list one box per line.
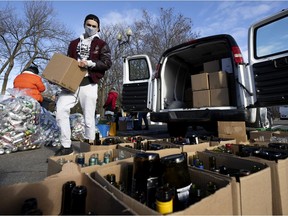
left=0, top=163, right=135, bottom=215
left=89, top=153, right=235, bottom=215
left=47, top=146, right=135, bottom=176
left=79, top=136, right=131, bottom=152
left=207, top=140, right=288, bottom=215
left=189, top=150, right=272, bottom=215
left=145, top=136, right=211, bottom=153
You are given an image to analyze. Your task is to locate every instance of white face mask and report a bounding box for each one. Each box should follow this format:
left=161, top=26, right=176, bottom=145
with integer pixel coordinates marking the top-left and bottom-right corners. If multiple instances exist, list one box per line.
left=85, top=26, right=97, bottom=37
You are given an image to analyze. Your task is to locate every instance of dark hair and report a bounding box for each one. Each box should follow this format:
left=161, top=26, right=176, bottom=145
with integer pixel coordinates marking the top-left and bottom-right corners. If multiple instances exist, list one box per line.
left=84, top=14, right=100, bottom=32
left=25, top=66, right=39, bottom=75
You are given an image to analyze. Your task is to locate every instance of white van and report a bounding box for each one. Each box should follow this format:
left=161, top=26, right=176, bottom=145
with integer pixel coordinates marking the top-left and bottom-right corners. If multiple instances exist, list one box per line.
left=122, top=9, right=287, bottom=137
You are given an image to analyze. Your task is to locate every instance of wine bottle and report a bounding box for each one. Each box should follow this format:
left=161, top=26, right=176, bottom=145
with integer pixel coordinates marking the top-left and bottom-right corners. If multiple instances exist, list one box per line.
left=131, top=152, right=161, bottom=208
left=59, top=181, right=76, bottom=215
left=160, top=153, right=192, bottom=211
left=155, top=184, right=174, bottom=214
left=70, top=185, right=87, bottom=215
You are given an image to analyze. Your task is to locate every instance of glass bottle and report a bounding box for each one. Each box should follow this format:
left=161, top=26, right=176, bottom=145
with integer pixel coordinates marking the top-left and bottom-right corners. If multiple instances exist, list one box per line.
left=155, top=184, right=174, bottom=214
left=106, top=174, right=119, bottom=188
left=206, top=181, right=218, bottom=196
left=160, top=153, right=192, bottom=212
left=21, top=198, right=43, bottom=215
left=89, top=154, right=97, bottom=166
left=70, top=185, right=87, bottom=215
left=131, top=152, right=161, bottom=208
left=208, top=156, right=217, bottom=171
left=60, top=181, right=76, bottom=215
left=76, top=153, right=85, bottom=167
left=94, top=132, right=101, bottom=145
left=189, top=183, right=202, bottom=205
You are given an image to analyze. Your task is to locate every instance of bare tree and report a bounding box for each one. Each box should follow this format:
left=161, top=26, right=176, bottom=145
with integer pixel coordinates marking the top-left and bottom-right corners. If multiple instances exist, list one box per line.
left=96, top=7, right=200, bottom=115
left=0, top=1, right=74, bottom=94
left=130, top=8, right=200, bottom=67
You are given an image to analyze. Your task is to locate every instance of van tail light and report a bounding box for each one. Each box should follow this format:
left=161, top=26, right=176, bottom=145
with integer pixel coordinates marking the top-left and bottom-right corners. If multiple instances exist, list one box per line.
left=232, top=46, right=244, bottom=64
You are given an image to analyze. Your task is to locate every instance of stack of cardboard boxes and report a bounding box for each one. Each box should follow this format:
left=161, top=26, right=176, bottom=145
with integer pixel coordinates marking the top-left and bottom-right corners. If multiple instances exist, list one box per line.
left=191, top=60, right=230, bottom=108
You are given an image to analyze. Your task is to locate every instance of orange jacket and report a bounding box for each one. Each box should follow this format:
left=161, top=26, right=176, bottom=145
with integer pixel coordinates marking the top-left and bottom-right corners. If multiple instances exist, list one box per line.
left=13, top=71, right=46, bottom=102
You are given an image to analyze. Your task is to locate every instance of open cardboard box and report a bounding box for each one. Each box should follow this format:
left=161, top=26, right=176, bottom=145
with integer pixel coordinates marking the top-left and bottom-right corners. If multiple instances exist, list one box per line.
left=79, top=141, right=134, bottom=153
left=194, top=150, right=272, bottom=215
left=227, top=147, right=288, bottom=215
left=0, top=163, right=135, bottom=215
left=206, top=141, right=288, bottom=215
left=47, top=146, right=135, bottom=176
left=89, top=157, right=235, bottom=215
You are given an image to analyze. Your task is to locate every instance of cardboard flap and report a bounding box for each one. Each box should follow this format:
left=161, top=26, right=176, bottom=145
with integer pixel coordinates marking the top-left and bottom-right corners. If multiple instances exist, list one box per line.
left=45, top=162, right=81, bottom=180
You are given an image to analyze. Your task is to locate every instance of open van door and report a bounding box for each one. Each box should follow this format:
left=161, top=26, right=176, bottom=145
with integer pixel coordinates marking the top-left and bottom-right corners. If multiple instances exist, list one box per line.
left=122, top=55, right=154, bottom=112
left=249, top=9, right=288, bottom=107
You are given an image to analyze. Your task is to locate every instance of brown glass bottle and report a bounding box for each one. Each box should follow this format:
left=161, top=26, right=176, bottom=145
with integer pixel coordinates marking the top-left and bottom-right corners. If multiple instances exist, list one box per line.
left=21, top=198, right=43, bottom=215
left=160, top=153, right=192, bottom=212
left=60, top=181, right=76, bottom=215
left=132, top=152, right=161, bottom=208
left=70, top=185, right=87, bottom=215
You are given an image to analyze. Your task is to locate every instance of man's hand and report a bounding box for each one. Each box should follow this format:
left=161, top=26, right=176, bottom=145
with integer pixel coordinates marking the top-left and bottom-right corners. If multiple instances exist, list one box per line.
left=78, top=60, right=88, bottom=68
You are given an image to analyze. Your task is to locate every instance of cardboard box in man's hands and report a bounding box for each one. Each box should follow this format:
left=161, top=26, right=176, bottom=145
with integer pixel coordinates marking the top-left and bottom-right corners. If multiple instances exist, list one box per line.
left=42, top=53, right=86, bottom=92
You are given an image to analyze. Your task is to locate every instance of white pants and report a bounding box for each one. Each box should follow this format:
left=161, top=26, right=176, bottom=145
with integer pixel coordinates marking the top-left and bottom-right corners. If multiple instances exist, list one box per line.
left=56, top=84, right=98, bottom=148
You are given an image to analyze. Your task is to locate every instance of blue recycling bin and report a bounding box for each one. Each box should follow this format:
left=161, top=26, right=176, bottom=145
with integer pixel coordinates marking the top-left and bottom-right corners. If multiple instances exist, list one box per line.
left=97, top=124, right=110, bottom=137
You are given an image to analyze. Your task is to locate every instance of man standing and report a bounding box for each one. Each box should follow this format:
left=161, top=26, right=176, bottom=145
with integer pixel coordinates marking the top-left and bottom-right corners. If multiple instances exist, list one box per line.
left=55, top=14, right=112, bottom=156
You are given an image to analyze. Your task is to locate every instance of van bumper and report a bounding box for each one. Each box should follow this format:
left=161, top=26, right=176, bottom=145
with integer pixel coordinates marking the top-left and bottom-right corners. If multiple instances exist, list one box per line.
left=150, top=109, right=247, bottom=123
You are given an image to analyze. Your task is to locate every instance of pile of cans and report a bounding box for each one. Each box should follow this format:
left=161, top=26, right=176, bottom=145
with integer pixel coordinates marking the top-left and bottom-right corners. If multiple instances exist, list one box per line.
left=0, top=96, right=60, bottom=154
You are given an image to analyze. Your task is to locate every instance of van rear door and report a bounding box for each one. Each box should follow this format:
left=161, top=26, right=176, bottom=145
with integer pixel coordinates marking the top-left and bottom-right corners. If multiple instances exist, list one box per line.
left=249, top=9, right=288, bottom=107
left=122, top=55, right=154, bottom=112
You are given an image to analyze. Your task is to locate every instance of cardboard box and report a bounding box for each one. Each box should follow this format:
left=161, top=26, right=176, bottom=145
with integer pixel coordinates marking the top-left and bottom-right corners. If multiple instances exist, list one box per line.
left=42, top=53, right=86, bottom=92
left=47, top=146, right=135, bottom=176
left=146, top=139, right=211, bottom=153
left=210, top=88, right=230, bottom=106
left=218, top=121, right=248, bottom=143
left=209, top=138, right=237, bottom=147
left=191, top=73, right=209, bottom=91
left=209, top=71, right=228, bottom=89
left=203, top=60, right=221, bottom=73
left=195, top=151, right=272, bottom=215
left=236, top=155, right=288, bottom=215
left=90, top=158, right=234, bottom=215
left=193, top=90, right=210, bottom=108
left=249, top=130, right=273, bottom=142
left=0, top=163, right=135, bottom=215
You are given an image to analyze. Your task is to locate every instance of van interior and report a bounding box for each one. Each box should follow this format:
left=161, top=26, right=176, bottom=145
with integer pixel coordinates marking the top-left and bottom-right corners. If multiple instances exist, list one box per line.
left=161, top=39, right=238, bottom=110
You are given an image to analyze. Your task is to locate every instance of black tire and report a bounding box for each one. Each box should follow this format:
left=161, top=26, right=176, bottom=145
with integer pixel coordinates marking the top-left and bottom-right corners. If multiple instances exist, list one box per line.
left=167, top=122, right=188, bottom=137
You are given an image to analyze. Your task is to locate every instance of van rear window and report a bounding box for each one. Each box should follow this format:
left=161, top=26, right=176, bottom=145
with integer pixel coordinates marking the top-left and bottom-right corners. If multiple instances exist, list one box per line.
left=128, top=58, right=150, bottom=81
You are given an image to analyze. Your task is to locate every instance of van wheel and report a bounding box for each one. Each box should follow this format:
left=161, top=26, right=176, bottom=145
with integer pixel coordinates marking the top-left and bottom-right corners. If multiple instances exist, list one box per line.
left=167, top=123, right=188, bottom=137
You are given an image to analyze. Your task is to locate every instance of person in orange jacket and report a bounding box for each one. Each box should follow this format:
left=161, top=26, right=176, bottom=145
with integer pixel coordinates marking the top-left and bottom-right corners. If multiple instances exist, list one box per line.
left=13, top=66, right=46, bottom=103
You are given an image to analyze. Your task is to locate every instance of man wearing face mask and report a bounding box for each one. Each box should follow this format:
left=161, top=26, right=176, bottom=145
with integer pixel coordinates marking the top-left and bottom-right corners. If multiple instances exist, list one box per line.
left=55, top=14, right=112, bottom=156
